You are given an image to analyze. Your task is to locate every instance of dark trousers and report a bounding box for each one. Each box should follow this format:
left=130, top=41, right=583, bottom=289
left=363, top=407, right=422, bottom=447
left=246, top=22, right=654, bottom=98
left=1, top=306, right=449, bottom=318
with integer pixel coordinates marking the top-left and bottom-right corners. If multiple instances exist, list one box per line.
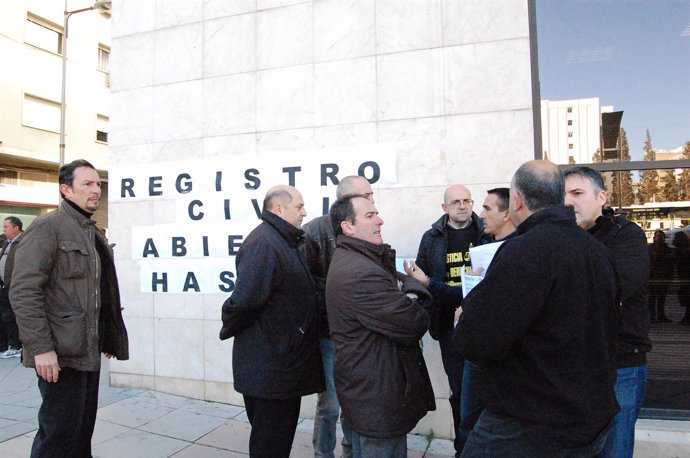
left=0, top=288, right=20, bottom=348
left=243, top=394, right=301, bottom=458
left=32, top=367, right=100, bottom=458
left=438, top=330, right=464, bottom=456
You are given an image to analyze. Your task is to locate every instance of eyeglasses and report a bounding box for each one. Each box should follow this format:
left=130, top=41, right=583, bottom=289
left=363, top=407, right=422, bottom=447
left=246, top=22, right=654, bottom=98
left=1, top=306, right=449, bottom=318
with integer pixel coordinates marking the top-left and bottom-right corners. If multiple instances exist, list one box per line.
left=448, top=199, right=474, bottom=207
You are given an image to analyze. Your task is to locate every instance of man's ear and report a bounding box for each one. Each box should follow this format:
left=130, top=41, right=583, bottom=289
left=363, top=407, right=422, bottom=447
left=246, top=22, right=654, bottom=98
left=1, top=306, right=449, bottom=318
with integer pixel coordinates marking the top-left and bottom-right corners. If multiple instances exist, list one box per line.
left=59, top=183, right=71, bottom=198
left=441, top=202, right=448, bottom=214
left=341, top=220, right=353, bottom=236
left=512, top=192, right=524, bottom=213
left=597, top=190, right=608, bottom=208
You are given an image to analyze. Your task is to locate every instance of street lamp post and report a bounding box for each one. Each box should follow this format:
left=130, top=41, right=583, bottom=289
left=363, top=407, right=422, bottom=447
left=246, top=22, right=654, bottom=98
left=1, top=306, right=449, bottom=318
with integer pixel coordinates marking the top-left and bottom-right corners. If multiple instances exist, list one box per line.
left=59, top=0, right=111, bottom=167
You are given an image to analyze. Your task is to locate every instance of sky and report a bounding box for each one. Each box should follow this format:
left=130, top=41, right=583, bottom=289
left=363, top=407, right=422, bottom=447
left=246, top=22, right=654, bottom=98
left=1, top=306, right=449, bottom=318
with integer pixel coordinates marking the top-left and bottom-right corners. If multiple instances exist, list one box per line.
left=536, top=0, right=690, bottom=160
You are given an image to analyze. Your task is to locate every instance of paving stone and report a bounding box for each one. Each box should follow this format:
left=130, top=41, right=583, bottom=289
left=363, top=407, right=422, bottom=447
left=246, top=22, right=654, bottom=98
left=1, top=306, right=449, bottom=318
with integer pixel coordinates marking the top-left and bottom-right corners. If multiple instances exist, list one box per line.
left=96, top=398, right=173, bottom=428
left=171, top=443, right=248, bottom=457
left=139, top=409, right=229, bottom=442
left=0, top=434, right=34, bottom=458
left=91, top=429, right=189, bottom=458
left=196, top=420, right=250, bottom=454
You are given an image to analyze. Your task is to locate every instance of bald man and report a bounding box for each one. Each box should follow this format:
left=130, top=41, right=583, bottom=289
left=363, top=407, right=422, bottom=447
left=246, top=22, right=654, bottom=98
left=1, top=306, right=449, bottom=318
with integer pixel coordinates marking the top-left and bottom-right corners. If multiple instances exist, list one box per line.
left=455, top=161, right=619, bottom=456
left=414, top=184, right=487, bottom=457
left=220, top=185, right=324, bottom=458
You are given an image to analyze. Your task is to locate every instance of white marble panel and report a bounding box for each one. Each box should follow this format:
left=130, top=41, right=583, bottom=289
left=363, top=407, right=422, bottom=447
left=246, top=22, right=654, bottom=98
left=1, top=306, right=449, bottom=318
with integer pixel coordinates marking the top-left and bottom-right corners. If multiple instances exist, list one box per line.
left=314, top=122, right=377, bottom=148
left=377, top=49, right=444, bottom=121
left=113, top=257, right=154, bottom=318
left=378, top=117, right=448, bottom=186
left=314, top=57, right=376, bottom=126
left=257, top=3, right=312, bottom=69
left=445, top=110, right=535, bottom=184
left=204, top=320, right=233, bottom=383
left=111, top=316, right=155, bottom=376
left=257, top=0, right=305, bottom=10
left=256, top=65, right=314, bottom=131
left=153, top=294, right=204, bottom=320
left=203, top=134, right=257, bottom=157
left=443, top=0, right=529, bottom=46
left=111, top=34, right=154, bottom=91
left=111, top=87, right=154, bottom=146
left=204, top=14, right=256, bottom=78
left=108, top=144, right=154, bottom=165
left=374, top=186, right=438, bottom=259
left=153, top=81, right=203, bottom=142
left=444, top=40, right=533, bottom=115
left=112, top=0, right=155, bottom=38
left=314, top=0, right=375, bottom=62
left=204, top=0, right=256, bottom=19
left=375, top=0, right=442, bottom=54
left=154, top=23, right=203, bottom=85
left=203, top=293, right=228, bottom=321
left=156, top=0, right=203, bottom=29
left=154, top=318, right=205, bottom=379
left=256, top=127, right=315, bottom=153
left=153, top=138, right=204, bottom=162
left=202, top=73, right=256, bottom=136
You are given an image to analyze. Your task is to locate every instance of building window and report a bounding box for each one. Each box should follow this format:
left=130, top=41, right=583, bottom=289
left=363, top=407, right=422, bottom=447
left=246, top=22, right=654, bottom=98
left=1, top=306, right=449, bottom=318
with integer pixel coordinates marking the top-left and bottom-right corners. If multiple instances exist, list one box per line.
left=567, top=120, right=573, bottom=126
left=567, top=132, right=573, bottom=138
left=567, top=107, right=573, bottom=113
left=96, top=115, right=109, bottom=143
left=22, top=94, right=60, bottom=133
left=568, top=143, right=574, bottom=149
left=98, top=44, right=110, bottom=72
left=0, top=170, right=19, bottom=186
left=25, top=14, right=63, bottom=55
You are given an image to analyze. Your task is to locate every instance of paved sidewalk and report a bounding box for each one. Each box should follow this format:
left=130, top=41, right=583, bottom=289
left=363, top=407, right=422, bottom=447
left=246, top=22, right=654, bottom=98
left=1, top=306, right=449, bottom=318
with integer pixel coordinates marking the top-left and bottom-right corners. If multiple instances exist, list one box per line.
left=2, top=357, right=689, bottom=457
left=0, top=357, right=453, bottom=457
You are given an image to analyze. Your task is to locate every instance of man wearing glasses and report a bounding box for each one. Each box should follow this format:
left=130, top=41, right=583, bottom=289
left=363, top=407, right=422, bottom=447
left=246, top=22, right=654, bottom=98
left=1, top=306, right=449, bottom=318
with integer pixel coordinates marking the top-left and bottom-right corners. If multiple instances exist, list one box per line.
left=414, top=184, right=486, bottom=457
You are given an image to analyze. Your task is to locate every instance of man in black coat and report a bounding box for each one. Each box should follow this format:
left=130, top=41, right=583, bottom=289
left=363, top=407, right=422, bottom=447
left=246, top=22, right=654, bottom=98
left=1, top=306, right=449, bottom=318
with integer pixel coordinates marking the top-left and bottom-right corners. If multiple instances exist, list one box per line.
left=220, top=185, right=324, bottom=458
left=455, top=160, right=620, bottom=457
left=565, top=166, right=651, bottom=458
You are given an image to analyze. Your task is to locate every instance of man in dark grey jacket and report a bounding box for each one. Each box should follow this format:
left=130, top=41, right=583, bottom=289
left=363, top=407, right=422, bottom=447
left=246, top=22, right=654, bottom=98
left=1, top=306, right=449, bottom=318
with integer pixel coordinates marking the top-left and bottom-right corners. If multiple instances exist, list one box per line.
left=220, top=185, right=324, bottom=458
left=565, top=166, right=651, bottom=458
left=327, top=196, right=435, bottom=457
left=11, top=159, right=129, bottom=458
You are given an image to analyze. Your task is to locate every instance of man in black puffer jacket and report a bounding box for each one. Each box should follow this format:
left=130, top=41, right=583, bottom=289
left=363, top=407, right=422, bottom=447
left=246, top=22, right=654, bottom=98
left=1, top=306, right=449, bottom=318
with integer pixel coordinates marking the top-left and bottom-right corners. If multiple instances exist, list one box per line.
left=327, top=196, right=435, bottom=457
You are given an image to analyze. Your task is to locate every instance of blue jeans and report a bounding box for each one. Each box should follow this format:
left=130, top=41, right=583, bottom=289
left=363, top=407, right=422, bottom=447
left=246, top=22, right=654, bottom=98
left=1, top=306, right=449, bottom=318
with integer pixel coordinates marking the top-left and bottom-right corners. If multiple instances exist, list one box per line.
left=457, top=360, right=483, bottom=453
left=596, top=365, right=647, bottom=458
left=350, top=430, right=406, bottom=458
left=462, top=410, right=608, bottom=458
left=313, top=337, right=353, bottom=458
left=438, top=331, right=464, bottom=456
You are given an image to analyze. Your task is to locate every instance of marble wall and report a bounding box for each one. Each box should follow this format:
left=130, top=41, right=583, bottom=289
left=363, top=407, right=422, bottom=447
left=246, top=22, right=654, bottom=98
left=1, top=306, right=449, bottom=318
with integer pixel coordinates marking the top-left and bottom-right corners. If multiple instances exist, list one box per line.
left=109, top=0, right=539, bottom=439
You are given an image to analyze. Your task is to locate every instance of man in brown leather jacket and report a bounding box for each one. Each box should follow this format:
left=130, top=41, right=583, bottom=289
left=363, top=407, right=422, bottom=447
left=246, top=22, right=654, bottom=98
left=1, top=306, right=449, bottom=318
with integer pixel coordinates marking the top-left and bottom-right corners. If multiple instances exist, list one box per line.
left=11, top=159, right=129, bottom=458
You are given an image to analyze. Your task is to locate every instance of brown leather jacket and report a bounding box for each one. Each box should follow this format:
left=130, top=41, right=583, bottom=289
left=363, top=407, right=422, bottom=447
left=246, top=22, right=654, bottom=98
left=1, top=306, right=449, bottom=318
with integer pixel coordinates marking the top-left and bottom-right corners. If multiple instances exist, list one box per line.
left=10, top=200, right=129, bottom=371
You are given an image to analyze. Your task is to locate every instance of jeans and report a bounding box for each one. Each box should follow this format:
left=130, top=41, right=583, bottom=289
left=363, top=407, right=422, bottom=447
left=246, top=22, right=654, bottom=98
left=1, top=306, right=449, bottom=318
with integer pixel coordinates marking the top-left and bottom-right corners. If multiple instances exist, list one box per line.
left=457, top=360, right=484, bottom=453
left=438, top=330, right=464, bottom=456
left=462, top=410, right=608, bottom=458
left=243, top=394, right=302, bottom=458
left=32, top=367, right=100, bottom=458
left=596, top=365, right=647, bottom=458
left=350, top=430, right=406, bottom=458
left=313, top=337, right=353, bottom=458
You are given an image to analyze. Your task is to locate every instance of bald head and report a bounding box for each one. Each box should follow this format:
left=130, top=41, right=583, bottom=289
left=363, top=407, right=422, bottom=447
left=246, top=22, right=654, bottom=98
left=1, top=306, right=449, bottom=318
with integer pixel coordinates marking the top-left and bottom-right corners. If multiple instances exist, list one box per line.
left=263, top=185, right=307, bottom=228
left=336, top=176, right=374, bottom=203
left=509, top=160, right=564, bottom=225
left=442, top=184, right=473, bottom=228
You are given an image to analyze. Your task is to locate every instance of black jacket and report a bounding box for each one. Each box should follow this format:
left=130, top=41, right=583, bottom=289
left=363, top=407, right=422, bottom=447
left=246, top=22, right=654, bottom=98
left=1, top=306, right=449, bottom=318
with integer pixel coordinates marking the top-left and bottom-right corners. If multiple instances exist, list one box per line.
left=589, top=209, right=651, bottom=367
left=454, top=206, right=619, bottom=449
left=326, top=235, right=435, bottom=438
left=220, top=210, right=324, bottom=399
left=300, top=214, right=336, bottom=337
left=415, top=212, right=487, bottom=338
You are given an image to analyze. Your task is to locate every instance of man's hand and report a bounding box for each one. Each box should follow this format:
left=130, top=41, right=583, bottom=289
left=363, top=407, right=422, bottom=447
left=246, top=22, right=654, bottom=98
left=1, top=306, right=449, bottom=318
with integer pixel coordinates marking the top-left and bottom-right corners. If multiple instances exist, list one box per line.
left=454, top=306, right=464, bottom=322
left=104, top=353, right=115, bottom=359
left=403, top=260, right=429, bottom=287
left=35, top=351, right=61, bottom=383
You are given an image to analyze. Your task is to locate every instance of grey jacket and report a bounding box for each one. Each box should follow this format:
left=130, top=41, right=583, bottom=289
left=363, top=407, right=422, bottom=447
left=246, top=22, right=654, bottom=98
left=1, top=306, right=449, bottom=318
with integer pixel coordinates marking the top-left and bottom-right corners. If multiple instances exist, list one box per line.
left=10, top=200, right=129, bottom=371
